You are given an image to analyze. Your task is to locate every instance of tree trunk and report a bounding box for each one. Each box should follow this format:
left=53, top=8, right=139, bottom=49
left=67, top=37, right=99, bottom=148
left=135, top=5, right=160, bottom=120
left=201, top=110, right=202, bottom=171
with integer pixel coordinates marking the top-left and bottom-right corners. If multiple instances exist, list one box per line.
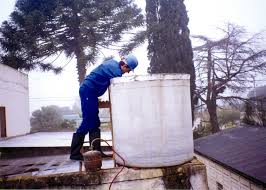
left=71, top=5, right=87, bottom=85
left=207, top=99, right=220, bottom=133
left=75, top=49, right=87, bottom=84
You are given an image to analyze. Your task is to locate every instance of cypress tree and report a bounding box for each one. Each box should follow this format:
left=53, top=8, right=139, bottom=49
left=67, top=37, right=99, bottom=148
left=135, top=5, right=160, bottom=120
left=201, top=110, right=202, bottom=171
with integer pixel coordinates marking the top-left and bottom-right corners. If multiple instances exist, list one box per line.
left=146, top=0, right=196, bottom=119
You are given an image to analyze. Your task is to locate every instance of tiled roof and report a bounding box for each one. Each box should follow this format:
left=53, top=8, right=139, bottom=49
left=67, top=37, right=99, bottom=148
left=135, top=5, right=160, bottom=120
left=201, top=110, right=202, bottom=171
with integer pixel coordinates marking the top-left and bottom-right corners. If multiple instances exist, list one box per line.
left=194, top=126, right=266, bottom=186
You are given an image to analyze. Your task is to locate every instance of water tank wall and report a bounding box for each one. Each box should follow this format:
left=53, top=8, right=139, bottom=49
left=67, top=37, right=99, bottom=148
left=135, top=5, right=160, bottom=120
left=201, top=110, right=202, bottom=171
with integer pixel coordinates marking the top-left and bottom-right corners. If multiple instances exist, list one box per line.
left=110, top=74, right=194, bottom=168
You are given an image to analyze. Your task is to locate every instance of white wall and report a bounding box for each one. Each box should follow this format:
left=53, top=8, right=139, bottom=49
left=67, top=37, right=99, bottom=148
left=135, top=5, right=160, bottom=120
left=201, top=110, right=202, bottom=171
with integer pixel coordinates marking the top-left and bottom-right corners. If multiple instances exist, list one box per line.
left=0, top=64, right=30, bottom=137
left=195, top=153, right=264, bottom=190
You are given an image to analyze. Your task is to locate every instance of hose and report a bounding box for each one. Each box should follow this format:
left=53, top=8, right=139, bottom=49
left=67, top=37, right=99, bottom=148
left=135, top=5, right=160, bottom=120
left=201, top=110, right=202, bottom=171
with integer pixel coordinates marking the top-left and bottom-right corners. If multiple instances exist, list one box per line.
left=84, top=138, right=125, bottom=190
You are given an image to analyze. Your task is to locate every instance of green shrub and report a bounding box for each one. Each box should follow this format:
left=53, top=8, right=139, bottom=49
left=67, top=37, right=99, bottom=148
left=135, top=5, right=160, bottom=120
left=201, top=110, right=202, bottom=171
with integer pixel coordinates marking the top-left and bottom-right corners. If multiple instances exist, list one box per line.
left=218, top=109, right=240, bottom=126
left=60, top=119, right=77, bottom=129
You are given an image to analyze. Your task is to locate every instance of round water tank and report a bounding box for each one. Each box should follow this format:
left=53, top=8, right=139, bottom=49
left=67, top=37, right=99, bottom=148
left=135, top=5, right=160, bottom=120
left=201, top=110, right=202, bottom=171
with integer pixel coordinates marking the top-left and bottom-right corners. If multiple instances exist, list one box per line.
left=110, top=74, right=194, bottom=167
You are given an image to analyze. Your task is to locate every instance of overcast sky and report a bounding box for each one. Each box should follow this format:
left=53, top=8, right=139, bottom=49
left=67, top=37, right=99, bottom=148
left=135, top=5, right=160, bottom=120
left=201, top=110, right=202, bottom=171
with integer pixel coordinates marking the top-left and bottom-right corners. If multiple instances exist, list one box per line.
left=1, top=0, right=266, bottom=113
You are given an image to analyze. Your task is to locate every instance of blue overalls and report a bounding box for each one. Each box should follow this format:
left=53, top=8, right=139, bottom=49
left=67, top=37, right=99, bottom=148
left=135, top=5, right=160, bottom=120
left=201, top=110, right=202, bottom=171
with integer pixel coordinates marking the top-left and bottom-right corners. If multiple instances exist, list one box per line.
left=76, top=59, right=122, bottom=135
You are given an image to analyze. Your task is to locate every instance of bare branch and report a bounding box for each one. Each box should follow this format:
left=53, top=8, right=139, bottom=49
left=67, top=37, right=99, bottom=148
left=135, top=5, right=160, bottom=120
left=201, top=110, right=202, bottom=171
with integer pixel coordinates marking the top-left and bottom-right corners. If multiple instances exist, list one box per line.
left=193, top=22, right=266, bottom=132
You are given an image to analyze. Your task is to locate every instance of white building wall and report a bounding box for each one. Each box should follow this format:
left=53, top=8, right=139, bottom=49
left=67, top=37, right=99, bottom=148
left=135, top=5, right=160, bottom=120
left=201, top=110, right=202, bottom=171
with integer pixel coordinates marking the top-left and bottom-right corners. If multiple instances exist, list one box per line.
left=195, top=153, right=264, bottom=190
left=0, top=64, right=30, bottom=137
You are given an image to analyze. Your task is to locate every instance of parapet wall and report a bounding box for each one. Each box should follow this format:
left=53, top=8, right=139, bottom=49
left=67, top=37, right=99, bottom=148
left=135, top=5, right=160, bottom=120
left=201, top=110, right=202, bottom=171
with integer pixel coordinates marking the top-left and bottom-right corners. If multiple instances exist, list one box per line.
left=0, top=158, right=208, bottom=189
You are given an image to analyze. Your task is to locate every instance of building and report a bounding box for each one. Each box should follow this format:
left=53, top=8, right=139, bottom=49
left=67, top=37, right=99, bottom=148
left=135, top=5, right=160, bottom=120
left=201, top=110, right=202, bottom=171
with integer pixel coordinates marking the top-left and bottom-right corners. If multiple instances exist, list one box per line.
left=194, top=126, right=266, bottom=190
left=0, top=64, right=30, bottom=137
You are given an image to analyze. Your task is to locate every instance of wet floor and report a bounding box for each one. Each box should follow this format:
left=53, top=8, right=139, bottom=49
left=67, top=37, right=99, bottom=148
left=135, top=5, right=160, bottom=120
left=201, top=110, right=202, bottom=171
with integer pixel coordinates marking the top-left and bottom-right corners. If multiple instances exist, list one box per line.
left=0, top=154, right=115, bottom=178
left=0, top=131, right=114, bottom=178
left=0, top=131, right=112, bottom=147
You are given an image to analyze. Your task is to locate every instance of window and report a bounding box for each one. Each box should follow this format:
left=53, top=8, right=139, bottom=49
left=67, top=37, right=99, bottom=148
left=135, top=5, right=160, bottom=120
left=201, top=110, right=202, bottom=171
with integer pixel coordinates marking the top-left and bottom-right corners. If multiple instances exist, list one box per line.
left=217, top=182, right=223, bottom=190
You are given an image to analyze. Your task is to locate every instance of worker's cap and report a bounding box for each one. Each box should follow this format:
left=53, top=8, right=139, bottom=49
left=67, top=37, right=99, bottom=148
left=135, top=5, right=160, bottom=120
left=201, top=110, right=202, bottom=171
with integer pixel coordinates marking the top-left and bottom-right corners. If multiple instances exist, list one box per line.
left=121, top=55, right=138, bottom=71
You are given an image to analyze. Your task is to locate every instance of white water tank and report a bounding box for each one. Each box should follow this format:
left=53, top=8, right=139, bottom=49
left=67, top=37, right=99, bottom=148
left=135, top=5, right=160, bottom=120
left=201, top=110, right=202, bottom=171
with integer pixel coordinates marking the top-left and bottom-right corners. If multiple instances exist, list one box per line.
left=110, top=74, right=194, bottom=167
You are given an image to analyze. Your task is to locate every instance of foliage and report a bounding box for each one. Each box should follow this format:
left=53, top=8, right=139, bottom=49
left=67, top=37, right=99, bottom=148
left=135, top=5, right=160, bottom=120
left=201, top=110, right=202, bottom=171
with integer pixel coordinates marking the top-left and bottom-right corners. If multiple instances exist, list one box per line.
left=0, top=0, right=144, bottom=83
left=60, top=119, right=77, bottom=129
left=120, top=30, right=147, bottom=55
left=218, top=108, right=240, bottom=126
left=30, top=105, right=79, bottom=132
left=243, top=98, right=266, bottom=127
left=146, top=0, right=194, bottom=75
left=193, top=111, right=212, bottom=139
left=242, top=101, right=254, bottom=125
left=123, top=0, right=195, bottom=120
left=193, top=121, right=212, bottom=139
left=30, top=105, right=64, bottom=131
left=120, top=0, right=195, bottom=90
left=193, top=23, right=266, bottom=133
left=193, top=108, right=241, bottom=139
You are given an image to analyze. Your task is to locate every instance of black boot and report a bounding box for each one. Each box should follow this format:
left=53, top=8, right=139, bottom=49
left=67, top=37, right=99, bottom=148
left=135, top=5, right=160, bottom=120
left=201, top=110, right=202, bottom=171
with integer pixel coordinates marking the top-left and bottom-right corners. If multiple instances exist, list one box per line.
left=89, top=128, right=111, bottom=158
left=70, top=133, right=85, bottom=160
left=89, top=128, right=101, bottom=152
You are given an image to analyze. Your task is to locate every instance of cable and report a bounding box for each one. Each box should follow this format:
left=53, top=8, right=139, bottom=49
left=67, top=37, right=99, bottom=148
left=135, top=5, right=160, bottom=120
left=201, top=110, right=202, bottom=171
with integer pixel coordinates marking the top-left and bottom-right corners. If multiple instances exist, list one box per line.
left=85, top=138, right=126, bottom=190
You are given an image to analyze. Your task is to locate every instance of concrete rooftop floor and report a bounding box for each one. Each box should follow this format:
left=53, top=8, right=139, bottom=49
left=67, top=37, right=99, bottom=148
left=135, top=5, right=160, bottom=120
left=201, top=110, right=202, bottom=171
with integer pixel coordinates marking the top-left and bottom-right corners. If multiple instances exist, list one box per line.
left=0, top=155, right=115, bottom=178
left=0, top=131, right=112, bottom=147
left=0, top=131, right=114, bottom=178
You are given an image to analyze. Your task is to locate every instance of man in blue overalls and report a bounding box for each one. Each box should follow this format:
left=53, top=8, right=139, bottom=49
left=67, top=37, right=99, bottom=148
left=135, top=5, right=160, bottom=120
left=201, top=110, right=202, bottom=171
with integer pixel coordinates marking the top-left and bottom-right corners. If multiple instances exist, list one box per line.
left=70, top=55, right=138, bottom=160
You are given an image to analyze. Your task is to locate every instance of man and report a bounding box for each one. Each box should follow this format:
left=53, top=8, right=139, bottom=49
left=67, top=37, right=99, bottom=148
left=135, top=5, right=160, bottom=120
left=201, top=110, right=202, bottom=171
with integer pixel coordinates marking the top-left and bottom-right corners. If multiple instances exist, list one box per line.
left=70, top=55, right=138, bottom=160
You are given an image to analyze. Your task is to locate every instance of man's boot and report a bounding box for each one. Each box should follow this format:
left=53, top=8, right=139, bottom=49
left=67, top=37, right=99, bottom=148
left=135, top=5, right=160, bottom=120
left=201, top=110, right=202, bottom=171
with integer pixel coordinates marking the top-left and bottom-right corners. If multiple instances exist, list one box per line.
left=89, top=128, right=101, bottom=152
left=89, top=128, right=111, bottom=158
left=70, top=133, right=85, bottom=160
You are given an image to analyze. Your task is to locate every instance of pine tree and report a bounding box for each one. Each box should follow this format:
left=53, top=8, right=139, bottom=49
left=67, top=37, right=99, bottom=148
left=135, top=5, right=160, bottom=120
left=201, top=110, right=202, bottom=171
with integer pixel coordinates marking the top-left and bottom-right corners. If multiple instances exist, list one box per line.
left=0, top=0, right=143, bottom=83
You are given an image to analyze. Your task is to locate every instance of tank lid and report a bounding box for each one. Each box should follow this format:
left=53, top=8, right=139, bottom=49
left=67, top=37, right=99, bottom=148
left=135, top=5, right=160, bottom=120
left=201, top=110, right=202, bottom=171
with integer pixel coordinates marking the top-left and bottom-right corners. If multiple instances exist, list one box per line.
left=111, top=74, right=190, bottom=84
